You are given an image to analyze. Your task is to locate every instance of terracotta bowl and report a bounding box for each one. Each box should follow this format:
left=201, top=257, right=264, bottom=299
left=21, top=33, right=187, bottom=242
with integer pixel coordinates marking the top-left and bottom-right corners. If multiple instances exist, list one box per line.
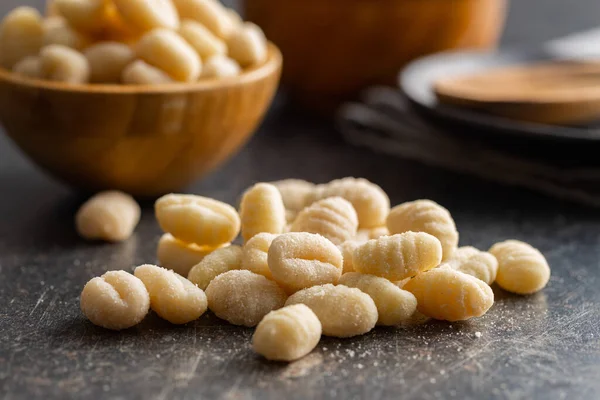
left=245, top=0, right=507, bottom=113
left=0, top=43, right=282, bottom=197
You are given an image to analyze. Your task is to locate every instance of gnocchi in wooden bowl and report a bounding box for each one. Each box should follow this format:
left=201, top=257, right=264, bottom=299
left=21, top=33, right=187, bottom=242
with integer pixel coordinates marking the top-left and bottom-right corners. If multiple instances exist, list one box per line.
left=0, top=1, right=281, bottom=196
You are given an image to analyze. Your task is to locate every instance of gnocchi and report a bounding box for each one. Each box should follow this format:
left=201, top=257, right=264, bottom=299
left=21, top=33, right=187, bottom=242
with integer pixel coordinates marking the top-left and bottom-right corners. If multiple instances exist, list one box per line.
left=157, top=233, right=222, bottom=276
left=202, top=54, right=240, bottom=78
left=205, top=270, right=287, bottom=327
left=387, top=199, right=459, bottom=261
left=240, top=183, right=286, bottom=242
left=404, top=265, right=494, bottom=321
left=112, top=0, right=180, bottom=32
left=54, top=0, right=107, bottom=34
left=80, top=270, right=150, bottom=330
left=155, top=194, right=240, bottom=247
left=253, top=304, right=321, bottom=362
left=43, top=16, right=89, bottom=50
left=121, top=59, right=174, bottom=84
left=447, top=246, right=498, bottom=285
left=40, top=44, right=90, bottom=83
left=134, top=264, right=207, bottom=324
left=241, top=232, right=277, bottom=279
left=227, top=22, right=267, bottom=67
left=187, top=245, right=243, bottom=290
left=75, top=190, right=140, bottom=242
left=308, top=177, right=390, bottom=228
left=339, top=272, right=417, bottom=326
left=268, top=232, right=343, bottom=293
left=136, top=28, right=202, bottom=82
left=290, top=197, right=358, bottom=245
left=84, top=41, right=135, bottom=83
left=489, top=240, right=550, bottom=295
left=179, top=20, right=226, bottom=59
left=172, top=0, right=235, bottom=39
left=0, top=7, right=44, bottom=69
left=353, top=232, right=442, bottom=280
left=285, top=284, right=378, bottom=337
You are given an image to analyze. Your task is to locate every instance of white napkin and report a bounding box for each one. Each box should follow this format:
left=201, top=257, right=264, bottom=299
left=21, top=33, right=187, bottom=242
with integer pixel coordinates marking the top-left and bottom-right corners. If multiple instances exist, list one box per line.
left=337, top=86, right=600, bottom=207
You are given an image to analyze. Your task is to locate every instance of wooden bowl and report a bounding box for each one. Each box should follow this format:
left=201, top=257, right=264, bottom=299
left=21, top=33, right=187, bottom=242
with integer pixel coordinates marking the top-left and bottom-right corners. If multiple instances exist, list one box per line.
left=245, top=0, right=507, bottom=114
left=0, top=43, right=282, bottom=197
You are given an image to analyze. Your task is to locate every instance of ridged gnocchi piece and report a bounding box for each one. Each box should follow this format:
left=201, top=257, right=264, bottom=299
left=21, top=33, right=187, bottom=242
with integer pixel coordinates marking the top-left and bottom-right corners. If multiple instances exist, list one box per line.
left=308, top=177, right=390, bottom=228
left=113, top=0, right=180, bottom=32
left=134, top=264, right=207, bottom=324
left=271, top=179, right=315, bottom=219
left=187, top=245, right=243, bottom=290
left=121, top=59, right=174, bottom=84
left=227, top=22, right=267, bottom=67
left=355, top=226, right=389, bottom=242
left=387, top=199, right=459, bottom=261
left=268, top=232, right=343, bottom=293
left=12, top=56, right=42, bottom=79
left=172, top=0, right=235, bottom=39
left=0, top=7, right=44, bottom=69
left=446, top=246, right=498, bottom=285
left=155, top=194, right=240, bottom=247
left=253, top=304, right=321, bottom=362
left=241, top=232, right=277, bottom=279
left=404, top=265, right=494, bottom=321
left=157, top=233, right=223, bottom=276
left=489, top=240, right=550, bottom=295
left=339, top=273, right=417, bottom=326
left=206, top=270, right=287, bottom=327
left=201, top=54, right=240, bottom=78
left=54, top=0, right=107, bottom=34
left=84, top=41, right=135, bottom=83
left=40, top=44, right=90, bottom=83
left=240, top=183, right=286, bottom=242
left=75, top=190, right=140, bottom=242
left=137, top=28, right=201, bottom=82
left=179, top=20, right=226, bottom=59
left=285, top=284, right=378, bottom=338
left=338, top=240, right=361, bottom=274
left=290, top=197, right=358, bottom=245
left=80, top=270, right=150, bottom=330
left=43, top=16, right=89, bottom=50
left=353, top=232, right=442, bottom=280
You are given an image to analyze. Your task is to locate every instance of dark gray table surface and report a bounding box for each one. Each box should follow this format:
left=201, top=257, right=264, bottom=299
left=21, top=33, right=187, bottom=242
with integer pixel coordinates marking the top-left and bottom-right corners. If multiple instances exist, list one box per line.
left=2, top=1, right=600, bottom=399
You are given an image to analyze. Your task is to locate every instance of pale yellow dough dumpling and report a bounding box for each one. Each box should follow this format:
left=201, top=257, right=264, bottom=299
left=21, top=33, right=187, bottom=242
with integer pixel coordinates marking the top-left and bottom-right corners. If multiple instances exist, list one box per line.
left=387, top=199, right=459, bottom=261
left=0, top=7, right=44, bottom=69
left=134, top=264, right=207, bottom=324
left=240, top=183, right=286, bottom=242
left=404, top=265, right=494, bottom=321
left=353, top=232, right=442, bottom=281
left=285, top=284, right=378, bottom=338
left=253, top=304, right=321, bottom=362
left=155, top=194, right=240, bottom=247
left=80, top=270, right=150, bottom=330
left=489, top=240, right=550, bottom=295
left=206, top=270, right=287, bottom=327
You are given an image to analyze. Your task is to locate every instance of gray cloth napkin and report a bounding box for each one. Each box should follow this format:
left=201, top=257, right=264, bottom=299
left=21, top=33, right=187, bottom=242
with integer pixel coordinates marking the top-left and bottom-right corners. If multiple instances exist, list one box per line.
left=336, top=86, right=600, bottom=207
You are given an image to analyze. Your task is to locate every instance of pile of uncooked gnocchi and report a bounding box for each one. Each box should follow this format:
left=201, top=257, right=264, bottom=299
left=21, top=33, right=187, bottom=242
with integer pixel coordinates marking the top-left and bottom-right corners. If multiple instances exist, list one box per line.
left=0, top=0, right=266, bottom=84
left=77, top=177, right=551, bottom=362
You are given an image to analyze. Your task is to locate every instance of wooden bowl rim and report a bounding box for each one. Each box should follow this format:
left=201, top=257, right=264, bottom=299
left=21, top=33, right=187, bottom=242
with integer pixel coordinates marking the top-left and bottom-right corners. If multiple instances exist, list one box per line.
left=0, top=42, right=282, bottom=95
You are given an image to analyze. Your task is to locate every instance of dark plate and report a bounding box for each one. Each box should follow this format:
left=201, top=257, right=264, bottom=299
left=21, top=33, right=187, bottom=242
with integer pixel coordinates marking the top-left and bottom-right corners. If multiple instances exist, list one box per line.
left=399, top=49, right=600, bottom=144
